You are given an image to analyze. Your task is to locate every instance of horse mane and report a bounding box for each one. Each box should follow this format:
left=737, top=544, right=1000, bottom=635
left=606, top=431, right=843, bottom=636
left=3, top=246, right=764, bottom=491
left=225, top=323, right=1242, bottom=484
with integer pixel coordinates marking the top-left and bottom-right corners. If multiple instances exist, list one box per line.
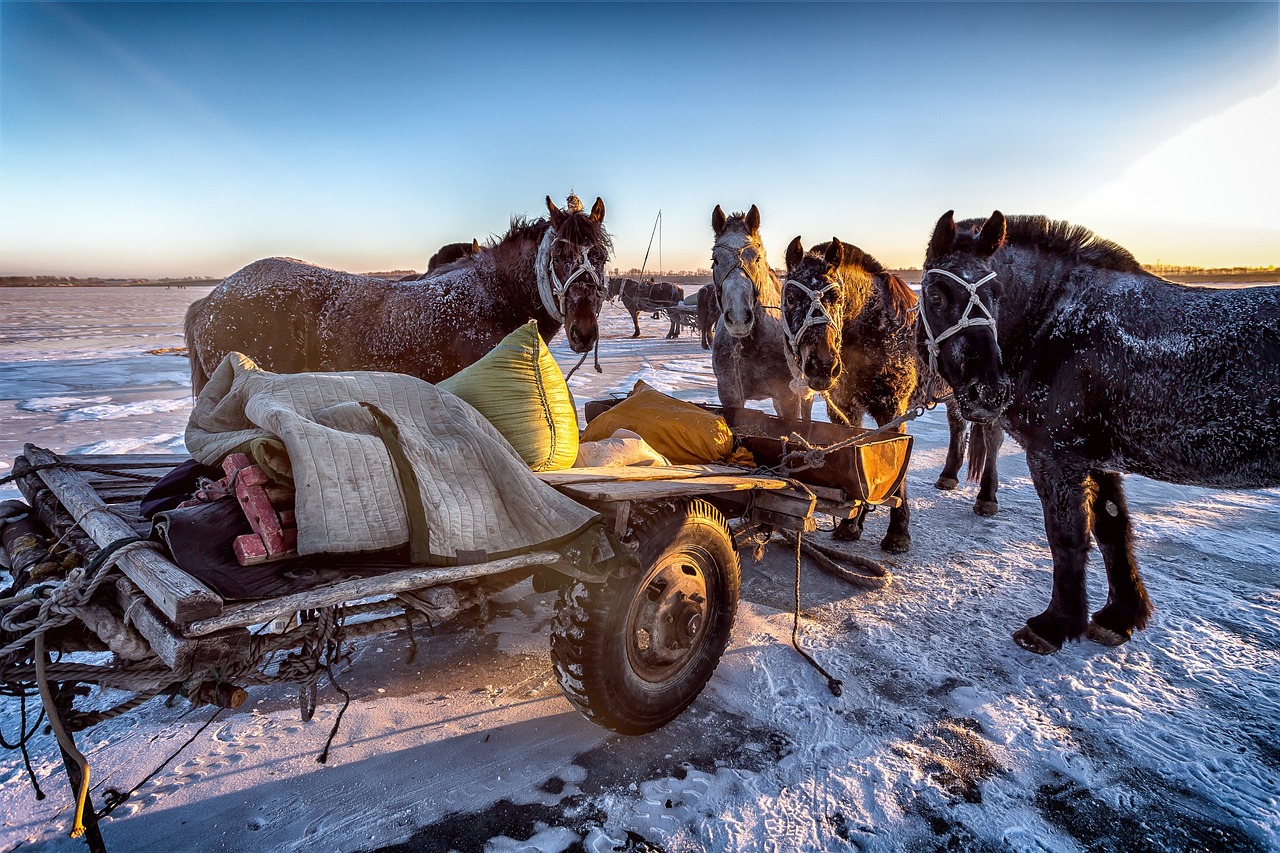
left=810, top=241, right=915, bottom=319
left=492, top=212, right=613, bottom=254
left=959, top=214, right=1143, bottom=273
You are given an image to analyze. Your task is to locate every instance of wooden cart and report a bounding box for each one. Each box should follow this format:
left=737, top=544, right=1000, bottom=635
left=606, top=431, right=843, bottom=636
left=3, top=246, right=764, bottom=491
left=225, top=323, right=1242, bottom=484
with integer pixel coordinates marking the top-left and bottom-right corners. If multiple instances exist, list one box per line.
left=0, top=412, right=911, bottom=849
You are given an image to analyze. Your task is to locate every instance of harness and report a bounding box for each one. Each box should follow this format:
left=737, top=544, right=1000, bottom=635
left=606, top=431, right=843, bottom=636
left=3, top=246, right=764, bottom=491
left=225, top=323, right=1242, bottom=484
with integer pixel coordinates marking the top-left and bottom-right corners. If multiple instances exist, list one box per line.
left=916, top=268, right=998, bottom=380
left=781, top=275, right=843, bottom=352
left=535, top=228, right=607, bottom=323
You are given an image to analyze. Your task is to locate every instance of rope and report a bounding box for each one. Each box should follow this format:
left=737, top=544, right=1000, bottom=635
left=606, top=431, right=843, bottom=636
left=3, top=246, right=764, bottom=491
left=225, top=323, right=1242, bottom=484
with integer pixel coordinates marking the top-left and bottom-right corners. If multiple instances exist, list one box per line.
left=0, top=460, right=165, bottom=488
left=775, top=406, right=927, bottom=476
left=97, top=707, right=223, bottom=819
left=34, top=633, right=91, bottom=839
left=789, top=530, right=842, bottom=697
left=917, top=267, right=998, bottom=390
left=776, top=528, right=890, bottom=590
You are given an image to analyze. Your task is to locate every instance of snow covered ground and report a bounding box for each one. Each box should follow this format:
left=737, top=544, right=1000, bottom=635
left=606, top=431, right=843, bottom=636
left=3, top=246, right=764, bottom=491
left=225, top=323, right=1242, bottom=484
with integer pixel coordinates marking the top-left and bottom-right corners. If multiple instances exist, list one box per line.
left=1, top=286, right=1278, bottom=852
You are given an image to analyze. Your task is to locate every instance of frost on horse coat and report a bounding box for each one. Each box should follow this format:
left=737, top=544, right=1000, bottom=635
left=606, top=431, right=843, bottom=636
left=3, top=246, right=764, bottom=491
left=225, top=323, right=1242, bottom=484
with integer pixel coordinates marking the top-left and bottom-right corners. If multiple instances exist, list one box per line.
left=186, top=196, right=610, bottom=394
left=921, top=210, right=1280, bottom=653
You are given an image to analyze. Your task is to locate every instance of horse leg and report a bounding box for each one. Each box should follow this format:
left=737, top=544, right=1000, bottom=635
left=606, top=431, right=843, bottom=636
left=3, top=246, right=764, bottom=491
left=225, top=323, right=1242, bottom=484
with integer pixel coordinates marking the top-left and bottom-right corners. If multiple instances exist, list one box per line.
left=935, top=403, right=968, bottom=490
left=1086, top=471, right=1152, bottom=646
left=630, top=308, right=640, bottom=338
left=1015, top=451, right=1093, bottom=654
left=831, top=400, right=874, bottom=542
left=878, top=419, right=912, bottom=554
left=666, top=310, right=678, bottom=339
left=973, top=422, right=1003, bottom=516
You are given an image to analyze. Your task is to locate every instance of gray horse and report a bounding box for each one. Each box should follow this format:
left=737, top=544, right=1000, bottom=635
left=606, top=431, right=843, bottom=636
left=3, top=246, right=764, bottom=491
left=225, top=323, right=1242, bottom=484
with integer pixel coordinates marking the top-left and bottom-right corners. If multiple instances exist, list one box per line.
left=710, top=204, right=813, bottom=419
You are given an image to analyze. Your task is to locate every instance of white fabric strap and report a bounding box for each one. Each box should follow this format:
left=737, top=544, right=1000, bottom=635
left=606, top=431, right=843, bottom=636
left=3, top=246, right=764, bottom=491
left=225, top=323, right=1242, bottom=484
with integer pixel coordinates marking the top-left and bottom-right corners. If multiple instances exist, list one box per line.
left=535, top=228, right=606, bottom=324
left=918, top=267, right=998, bottom=377
left=782, top=275, right=842, bottom=350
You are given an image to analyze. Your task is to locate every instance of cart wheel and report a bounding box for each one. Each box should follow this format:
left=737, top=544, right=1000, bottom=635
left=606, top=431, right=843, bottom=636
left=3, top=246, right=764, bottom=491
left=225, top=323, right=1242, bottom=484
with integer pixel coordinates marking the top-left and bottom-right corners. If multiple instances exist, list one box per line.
left=550, top=499, right=740, bottom=735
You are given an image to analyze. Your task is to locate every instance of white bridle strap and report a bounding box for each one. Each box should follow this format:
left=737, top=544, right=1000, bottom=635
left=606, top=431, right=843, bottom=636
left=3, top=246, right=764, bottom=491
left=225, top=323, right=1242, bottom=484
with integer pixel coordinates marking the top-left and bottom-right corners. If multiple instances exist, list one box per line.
left=918, top=268, right=998, bottom=378
left=782, top=276, right=841, bottom=350
left=536, top=228, right=607, bottom=323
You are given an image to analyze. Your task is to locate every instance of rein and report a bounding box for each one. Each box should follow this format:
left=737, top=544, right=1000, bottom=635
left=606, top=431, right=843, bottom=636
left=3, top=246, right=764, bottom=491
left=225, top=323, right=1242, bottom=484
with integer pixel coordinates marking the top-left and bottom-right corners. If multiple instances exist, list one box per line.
left=917, top=268, right=998, bottom=383
left=781, top=275, right=842, bottom=351
left=535, top=228, right=607, bottom=324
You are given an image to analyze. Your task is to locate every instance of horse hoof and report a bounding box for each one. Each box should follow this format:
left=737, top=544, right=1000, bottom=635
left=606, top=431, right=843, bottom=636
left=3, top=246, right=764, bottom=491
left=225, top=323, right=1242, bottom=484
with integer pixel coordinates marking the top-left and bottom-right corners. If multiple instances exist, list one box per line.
left=973, top=500, right=998, bottom=517
left=1012, top=626, right=1060, bottom=655
left=1086, top=622, right=1131, bottom=647
left=832, top=524, right=862, bottom=543
left=879, top=534, right=911, bottom=554
left=934, top=476, right=959, bottom=491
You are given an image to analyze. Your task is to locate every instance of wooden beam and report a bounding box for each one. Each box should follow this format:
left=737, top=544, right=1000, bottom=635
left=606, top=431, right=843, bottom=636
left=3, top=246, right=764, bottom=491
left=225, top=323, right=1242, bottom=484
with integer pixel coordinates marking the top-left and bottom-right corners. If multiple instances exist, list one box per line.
left=24, top=445, right=223, bottom=624
left=116, top=579, right=252, bottom=676
left=183, top=549, right=562, bottom=637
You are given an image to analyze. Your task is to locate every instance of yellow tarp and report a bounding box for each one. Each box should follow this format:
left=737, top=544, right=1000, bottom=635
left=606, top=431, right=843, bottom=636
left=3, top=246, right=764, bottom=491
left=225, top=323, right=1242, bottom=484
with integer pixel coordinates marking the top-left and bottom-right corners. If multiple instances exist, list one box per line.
left=581, top=380, right=751, bottom=466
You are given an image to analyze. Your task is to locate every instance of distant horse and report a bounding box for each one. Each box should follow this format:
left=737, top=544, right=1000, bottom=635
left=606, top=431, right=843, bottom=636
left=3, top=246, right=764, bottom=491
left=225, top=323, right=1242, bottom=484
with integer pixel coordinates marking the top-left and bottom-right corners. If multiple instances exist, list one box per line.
left=607, top=278, right=684, bottom=337
left=696, top=282, right=720, bottom=349
left=782, top=237, right=1001, bottom=552
left=710, top=204, right=812, bottom=420
left=399, top=239, right=483, bottom=280
left=921, top=210, right=1280, bottom=653
left=186, top=195, right=611, bottom=394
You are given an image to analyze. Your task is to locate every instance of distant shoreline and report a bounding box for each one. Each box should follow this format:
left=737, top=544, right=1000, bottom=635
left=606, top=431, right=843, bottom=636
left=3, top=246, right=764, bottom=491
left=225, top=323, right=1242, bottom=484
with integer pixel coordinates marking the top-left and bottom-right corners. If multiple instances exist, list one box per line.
left=2, top=270, right=1276, bottom=287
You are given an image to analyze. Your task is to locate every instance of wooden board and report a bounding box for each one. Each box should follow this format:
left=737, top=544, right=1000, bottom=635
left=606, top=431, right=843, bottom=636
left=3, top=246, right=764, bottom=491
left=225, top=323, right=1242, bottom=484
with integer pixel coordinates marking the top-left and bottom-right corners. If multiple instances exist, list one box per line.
left=554, top=474, right=791, bottom=504
left=24, top=445, right=223, bottom=624
left=535, top=464, right=744, bottom=486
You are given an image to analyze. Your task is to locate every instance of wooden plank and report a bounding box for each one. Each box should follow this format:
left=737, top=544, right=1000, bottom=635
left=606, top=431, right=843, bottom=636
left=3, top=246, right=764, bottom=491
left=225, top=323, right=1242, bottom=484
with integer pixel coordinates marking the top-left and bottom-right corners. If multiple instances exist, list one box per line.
left=535, top=464, right=743, bottom=486
left=60, top=453, right=184, bottom=468
left=116, top=579, right=253, bottom=676
left=555, top=475, right=789, bottom=505
left=24, top=445, right=223, bottom=624
left=183, top=549, right=563, bottom=637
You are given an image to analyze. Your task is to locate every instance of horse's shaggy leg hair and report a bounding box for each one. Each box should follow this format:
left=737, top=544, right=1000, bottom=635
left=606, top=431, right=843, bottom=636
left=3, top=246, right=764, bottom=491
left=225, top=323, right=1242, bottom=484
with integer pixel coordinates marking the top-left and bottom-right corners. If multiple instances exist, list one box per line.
left=972, top=422, right=1003, bottom=517
left=1016, top=451, right=1094, bottom=654
left=935, top=404, right=969, bottom=490
left=1087, top=471, right=1152, bottom=645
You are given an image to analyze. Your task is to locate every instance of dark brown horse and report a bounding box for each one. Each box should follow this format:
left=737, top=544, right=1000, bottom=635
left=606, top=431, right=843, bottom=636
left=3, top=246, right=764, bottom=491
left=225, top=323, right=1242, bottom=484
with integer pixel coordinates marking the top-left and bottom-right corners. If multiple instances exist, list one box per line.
left=186, top=195, right=610, bottom=393
left=606, top=278, right=685, bottom=337
left=921, top=210, right=1280, bottom=653
left=398, top=239, right=483, bottom=280
left=782, top=237, right=1002, bottom=551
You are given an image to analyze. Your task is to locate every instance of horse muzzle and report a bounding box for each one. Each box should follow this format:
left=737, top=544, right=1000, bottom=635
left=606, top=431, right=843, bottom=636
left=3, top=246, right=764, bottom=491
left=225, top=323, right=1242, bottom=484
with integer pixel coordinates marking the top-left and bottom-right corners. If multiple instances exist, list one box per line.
left=956, top=379, right=1012, bottom=423
left=566, top=322, right=597, bottom=353
left=800, top=347, right=841, bottom=392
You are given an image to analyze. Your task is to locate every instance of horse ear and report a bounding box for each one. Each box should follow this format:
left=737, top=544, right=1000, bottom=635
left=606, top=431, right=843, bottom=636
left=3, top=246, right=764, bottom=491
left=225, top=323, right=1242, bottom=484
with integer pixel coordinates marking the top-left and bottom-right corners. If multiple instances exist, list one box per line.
left=590, top=196, right=606, bottom=224
left=927, top=210, right=956, bottom=261
left=977, top=210, right=1006, bottom=257
left=785, top=236, right=805, bottom=270
left=712, top=205, right=726, bottom=237
left=471, top=238, right=481, bottom=253
left=825, top=238, right=843, bottom=266
left=746, top=204, right=761, bottom=235
left=546, top=195, right=565, bottom=228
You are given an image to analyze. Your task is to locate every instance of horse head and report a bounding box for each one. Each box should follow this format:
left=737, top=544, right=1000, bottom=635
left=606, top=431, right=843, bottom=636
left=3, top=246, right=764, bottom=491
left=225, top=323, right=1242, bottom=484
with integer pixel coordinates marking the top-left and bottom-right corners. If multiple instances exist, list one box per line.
left=539, top=194, right=611, bottom=353
left=782, top=237, right=870, bottom=392
left=711, top=204, right=774, bottom=337
left=918, top=210, right=1012, bottom=422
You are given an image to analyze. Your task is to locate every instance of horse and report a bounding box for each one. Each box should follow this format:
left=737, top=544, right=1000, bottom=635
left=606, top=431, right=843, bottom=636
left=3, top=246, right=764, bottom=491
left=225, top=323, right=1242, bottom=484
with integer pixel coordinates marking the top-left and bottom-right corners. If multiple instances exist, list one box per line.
left=710, top=204, right=813, bottom=421
left=607, top=278, right=684, bottom=337
left=398, top=239, right=483, bottom=280
left=781, top=237, right=1002, bottom=552
left=920, top=210, right=1280, bottom=654
left=186, top=194, right=611, bottom=394
left=696, top=282, right=720, bottom=349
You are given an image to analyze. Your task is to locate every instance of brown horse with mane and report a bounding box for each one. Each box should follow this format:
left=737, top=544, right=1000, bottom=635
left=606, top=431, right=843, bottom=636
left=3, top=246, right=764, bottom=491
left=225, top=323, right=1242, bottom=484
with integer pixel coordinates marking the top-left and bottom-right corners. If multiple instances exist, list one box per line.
left=186, top=195, right=610, bottom=393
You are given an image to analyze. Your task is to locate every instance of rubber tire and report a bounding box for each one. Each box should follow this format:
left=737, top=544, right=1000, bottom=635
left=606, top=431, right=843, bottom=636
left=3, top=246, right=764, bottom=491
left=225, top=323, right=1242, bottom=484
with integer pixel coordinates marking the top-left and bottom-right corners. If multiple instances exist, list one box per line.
left=550, top=499, right=740, bottom=735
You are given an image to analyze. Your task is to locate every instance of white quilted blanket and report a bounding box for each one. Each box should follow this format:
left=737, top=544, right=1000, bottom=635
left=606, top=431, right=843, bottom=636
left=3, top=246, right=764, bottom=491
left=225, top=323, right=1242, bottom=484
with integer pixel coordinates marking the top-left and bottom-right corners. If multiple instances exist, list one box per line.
left=185, top=353, right=600, bottom=561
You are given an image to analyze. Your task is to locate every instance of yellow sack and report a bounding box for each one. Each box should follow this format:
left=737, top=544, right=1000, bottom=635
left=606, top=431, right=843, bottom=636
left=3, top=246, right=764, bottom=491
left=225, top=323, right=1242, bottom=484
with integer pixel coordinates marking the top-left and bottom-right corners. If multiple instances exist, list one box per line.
left=439, top=321, right=578, bottom=471
left=581, top=380, right=740, bottom=466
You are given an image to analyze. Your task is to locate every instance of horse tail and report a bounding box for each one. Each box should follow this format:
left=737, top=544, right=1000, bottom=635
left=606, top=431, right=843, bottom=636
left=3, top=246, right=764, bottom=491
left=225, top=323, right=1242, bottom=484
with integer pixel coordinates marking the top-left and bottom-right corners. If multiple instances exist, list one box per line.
left=184, top=296, right=210, bottom=397
left=966, top=420, right=986, bottom=484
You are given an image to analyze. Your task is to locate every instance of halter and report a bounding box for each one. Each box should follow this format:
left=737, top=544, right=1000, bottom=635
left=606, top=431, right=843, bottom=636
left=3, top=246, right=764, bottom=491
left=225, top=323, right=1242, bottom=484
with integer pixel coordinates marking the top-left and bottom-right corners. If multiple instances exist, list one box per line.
left=917, top=267, right=998, bottom=378
left=781, top=275, right=842, bottom=351
left=535, top=227, right=607, bottom=323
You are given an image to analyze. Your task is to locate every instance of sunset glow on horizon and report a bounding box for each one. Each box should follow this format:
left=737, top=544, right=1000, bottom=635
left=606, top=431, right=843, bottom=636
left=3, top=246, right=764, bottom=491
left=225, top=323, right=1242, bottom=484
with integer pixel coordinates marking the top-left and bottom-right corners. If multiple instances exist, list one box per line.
left=1, top=1, right=1276, bottom=279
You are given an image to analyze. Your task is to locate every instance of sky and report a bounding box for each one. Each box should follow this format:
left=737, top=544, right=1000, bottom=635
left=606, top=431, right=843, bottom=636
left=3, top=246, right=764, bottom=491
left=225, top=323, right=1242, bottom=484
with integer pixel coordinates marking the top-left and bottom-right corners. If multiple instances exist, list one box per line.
left=0, top=1, right=1276, bottom=279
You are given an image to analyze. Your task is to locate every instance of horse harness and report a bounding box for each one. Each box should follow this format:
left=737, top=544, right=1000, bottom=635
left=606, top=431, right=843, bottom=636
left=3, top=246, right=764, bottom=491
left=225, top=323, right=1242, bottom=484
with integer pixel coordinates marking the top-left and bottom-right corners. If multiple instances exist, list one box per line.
left=781, top=274, right=843, bottom=352
left=536, top=228, right=607, bottom=324
left=916, top=268, right=998, bottom=380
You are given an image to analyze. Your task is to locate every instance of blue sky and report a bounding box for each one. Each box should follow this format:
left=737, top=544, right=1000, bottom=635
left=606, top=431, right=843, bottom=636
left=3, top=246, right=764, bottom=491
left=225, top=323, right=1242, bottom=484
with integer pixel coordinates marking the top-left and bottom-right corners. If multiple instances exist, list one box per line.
left=1, top=1, right=1276, bottom=277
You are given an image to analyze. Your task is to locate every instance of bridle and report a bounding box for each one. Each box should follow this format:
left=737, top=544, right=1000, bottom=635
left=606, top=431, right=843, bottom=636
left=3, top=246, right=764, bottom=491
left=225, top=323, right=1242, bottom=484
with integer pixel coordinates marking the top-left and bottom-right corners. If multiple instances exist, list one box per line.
left=781, top=274, right=842, bottom=352
left=536, top=228, right=608, bottom=323
left=917, top=267, right=998, bottom=380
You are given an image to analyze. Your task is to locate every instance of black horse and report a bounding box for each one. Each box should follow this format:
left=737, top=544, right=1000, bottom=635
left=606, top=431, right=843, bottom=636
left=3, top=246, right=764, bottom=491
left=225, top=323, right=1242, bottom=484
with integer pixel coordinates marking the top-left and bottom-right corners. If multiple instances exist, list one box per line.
left=607, top=278, right=685, bottom=337
left=920, top=210, right=1280, bottom=653
left=399, top=239, right=483, bottom=280
left=782, top=237, right=1003, bottom=552
left=696, top=282, right=720, bottom=349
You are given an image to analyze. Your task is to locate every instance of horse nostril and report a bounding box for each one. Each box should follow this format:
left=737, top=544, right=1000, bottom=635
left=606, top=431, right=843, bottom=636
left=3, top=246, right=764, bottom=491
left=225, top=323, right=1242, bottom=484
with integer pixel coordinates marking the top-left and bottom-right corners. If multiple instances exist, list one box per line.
left=744, top=309, right=754, bottom=326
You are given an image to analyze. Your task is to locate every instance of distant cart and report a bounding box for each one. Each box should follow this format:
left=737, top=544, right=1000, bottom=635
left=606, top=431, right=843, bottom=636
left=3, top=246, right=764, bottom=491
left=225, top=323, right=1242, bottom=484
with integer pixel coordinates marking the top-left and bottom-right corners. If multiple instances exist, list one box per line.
left=0, top=407, right=910, bottom=851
